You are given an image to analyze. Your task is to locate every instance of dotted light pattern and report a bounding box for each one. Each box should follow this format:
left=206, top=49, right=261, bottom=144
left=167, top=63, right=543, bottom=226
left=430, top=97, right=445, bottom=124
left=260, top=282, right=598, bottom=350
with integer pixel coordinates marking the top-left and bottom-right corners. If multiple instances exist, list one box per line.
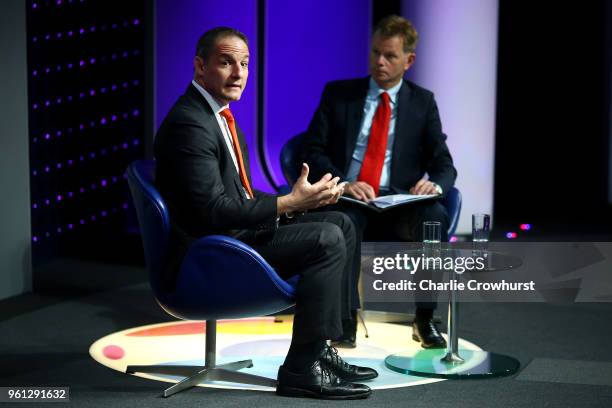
left=27, top=0, right=146, bottom=260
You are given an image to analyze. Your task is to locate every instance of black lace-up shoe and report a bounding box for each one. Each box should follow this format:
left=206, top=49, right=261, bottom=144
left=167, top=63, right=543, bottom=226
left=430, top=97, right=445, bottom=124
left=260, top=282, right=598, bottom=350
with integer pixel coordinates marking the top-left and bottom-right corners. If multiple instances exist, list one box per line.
left=412, top=317, right=447, bottom=349
left=319, top=345, right=378, bottom=382
left=276, top=361, right=371, bottom=400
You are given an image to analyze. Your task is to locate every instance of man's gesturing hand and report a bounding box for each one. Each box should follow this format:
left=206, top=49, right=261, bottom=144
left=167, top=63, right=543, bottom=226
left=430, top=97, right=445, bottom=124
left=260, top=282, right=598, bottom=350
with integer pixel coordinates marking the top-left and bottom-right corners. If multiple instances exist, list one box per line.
left=277, top=163, right=345, bottom=214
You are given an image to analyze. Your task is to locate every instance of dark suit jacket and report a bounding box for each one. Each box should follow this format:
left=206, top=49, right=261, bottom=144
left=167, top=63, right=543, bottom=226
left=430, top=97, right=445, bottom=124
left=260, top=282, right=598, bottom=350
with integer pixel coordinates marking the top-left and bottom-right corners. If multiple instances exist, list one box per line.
left=154, top=84, right=277, bottom=289
left=303, top=77, right=457, bottom=195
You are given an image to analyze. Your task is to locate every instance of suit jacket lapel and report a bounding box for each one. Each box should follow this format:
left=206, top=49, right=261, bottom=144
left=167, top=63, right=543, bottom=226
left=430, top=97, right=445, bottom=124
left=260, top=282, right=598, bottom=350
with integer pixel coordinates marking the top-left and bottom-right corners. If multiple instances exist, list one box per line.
left=186, top=84, right=244, bottom=187
left=390, top=80, right=417, bottom=185
left=344, top=78, right=369, bottom=169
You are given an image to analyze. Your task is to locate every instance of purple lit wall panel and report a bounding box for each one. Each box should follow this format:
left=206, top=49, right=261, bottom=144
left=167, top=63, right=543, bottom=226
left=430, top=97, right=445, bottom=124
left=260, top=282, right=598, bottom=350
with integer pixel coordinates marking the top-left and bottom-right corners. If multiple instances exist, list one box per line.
left=402, top=0, right=499, bottom=234
left=264, top=0, right=371, bottom=187
left=155, top=0, right=271, bottom=190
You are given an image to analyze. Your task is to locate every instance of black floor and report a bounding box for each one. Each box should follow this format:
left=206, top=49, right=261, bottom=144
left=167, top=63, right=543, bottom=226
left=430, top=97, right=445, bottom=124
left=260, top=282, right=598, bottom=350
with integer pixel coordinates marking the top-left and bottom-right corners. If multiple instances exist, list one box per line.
left=1, top=258, right=612, bottom=407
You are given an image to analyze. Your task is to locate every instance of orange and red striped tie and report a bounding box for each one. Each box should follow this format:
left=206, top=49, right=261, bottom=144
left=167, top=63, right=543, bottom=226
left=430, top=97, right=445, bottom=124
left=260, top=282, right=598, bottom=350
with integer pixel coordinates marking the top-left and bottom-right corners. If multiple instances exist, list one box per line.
left=219, top=108, right=255, bottom=199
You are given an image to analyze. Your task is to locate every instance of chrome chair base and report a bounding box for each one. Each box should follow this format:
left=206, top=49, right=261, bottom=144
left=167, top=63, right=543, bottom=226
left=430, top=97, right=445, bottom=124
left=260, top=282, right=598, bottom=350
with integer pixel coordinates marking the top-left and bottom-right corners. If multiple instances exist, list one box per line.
left=126, top=359, right=277, bottom=397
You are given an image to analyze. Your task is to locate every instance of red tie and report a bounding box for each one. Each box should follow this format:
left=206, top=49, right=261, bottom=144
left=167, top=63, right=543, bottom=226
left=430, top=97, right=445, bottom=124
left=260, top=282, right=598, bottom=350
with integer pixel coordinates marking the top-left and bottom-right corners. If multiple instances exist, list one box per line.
left=358, top=92, right=391, bottom=196
left=219, top=108, right=255, bottom=199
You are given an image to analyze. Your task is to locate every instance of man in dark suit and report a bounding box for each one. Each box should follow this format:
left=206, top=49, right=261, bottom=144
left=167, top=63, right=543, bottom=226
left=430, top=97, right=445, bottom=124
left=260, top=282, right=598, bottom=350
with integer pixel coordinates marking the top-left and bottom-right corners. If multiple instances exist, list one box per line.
left=304, top=15, right=457, bottom=349
left=154, top=27, right=376, bottom=400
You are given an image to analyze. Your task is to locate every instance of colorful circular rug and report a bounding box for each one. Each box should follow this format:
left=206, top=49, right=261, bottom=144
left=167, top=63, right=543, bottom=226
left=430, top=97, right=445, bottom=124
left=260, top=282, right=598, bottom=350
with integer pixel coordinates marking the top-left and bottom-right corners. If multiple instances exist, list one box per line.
left=90, top=317, right=482, bottom=391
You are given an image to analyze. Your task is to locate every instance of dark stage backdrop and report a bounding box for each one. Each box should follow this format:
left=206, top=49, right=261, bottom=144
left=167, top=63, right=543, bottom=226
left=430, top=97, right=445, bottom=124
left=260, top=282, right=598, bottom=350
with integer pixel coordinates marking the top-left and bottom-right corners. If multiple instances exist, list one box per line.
left=495, top=0, right=611, bottom=232
left=27, top=0, right=148, bottom=263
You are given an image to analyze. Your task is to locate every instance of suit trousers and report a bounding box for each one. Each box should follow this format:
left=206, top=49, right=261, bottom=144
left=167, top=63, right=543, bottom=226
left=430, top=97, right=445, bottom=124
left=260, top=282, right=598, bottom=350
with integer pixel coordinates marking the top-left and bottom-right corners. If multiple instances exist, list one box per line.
left=337, top=200, right=450, bottom=311
left=241, top=211, right=358, bottom=344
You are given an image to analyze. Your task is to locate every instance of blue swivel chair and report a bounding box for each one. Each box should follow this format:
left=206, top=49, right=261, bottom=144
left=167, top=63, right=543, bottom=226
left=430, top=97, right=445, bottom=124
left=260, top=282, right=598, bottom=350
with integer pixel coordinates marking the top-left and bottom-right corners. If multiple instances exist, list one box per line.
left=125, top=159, right=296, bottom=397
left=279, top=132, right=462, bottom=236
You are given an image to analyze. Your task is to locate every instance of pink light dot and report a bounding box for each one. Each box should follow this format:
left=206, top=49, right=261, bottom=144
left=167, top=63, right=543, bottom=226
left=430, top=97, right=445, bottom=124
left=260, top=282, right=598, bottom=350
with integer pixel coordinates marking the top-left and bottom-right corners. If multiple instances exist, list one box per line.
left=520, top=223, right=531, bottom=231
left=68, top=224, right=73, bottom=229
left=32, top=3, right=38, bottom=9
left=44, top=166, right=50, bottom=172
left=449, top=236, right=459, bottom=243
left=56, top=32, right=62, bottom=38
left=101, top=179, right=107, bottom=187
left=111, top=115, right=117, bottom=121
left=44, top=133, right=50, bottom=139
left=56, top=163, right=62, bottom=169
left=90, top=26, right=96, bottom=32
left=56, top=195, right=62, bottom=201
left=32, top=170, right=38, bottom=176
left=33, top=70, right=38, bottom=76
left=79, top=187, right=85, bottom=193
left=89, top=89, right=95, bottom=96
left=68, top=31, right=73, bottom=36
left=33, top=236, right=38, bottom=242
left=44, top=100, right=50, bottom=106
left=102, top=345, right=125, bottom=360
left=79, top=28, right=85, bottom=34
left=79, top=60, right=85, bottom=66
left=89, top=57, right=95, bottom=64
left=32, top=203, right=38, bottom=209
left=133, top=19, right=140, bottom=25
left=79, top=124, right=84, bottom=130
left=122, top=143, right=128, bottom=149
left=45, top=34, right=50, bottom=40
left=79, top=219, right=85, bottom=225
left=45, top=67, right=50, bottom=73
left=56, top=130, right=62, bottom=136
left=100, top=118, right=106, bottom=125
left=33, top=104, right=38, bottom=109
left=44, top=199, right=50, bottom=205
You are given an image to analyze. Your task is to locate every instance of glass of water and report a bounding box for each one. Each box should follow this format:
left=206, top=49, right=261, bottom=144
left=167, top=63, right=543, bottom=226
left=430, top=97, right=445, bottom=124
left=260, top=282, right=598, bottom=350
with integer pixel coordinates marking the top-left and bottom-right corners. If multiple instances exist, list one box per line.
left=423, top=221, right=441, bottom=258
left=472, top=213, right=490, bottom=252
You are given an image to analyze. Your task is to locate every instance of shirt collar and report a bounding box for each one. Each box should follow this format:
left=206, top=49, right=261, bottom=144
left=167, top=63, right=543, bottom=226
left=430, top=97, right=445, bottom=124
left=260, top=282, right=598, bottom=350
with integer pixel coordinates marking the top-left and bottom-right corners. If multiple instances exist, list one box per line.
left=367, top=77, right=402, bottom=105
left=191, top=79, right=229, bottom=114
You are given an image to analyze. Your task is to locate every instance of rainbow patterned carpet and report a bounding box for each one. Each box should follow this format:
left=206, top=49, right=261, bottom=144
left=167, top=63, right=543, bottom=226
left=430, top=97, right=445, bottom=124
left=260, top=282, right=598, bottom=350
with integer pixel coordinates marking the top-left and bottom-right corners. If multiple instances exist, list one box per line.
left=90, top=317, right=483, bottom=391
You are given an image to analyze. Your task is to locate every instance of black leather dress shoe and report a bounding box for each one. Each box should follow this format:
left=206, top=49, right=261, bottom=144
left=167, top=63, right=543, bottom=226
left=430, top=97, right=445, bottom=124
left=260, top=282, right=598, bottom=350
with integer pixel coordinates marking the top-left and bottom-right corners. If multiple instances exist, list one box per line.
left=412, top=317, right=447, bottom=349
left=276, top=361, right=371, bottom=400
left=320, top=345, right=378, bottom=382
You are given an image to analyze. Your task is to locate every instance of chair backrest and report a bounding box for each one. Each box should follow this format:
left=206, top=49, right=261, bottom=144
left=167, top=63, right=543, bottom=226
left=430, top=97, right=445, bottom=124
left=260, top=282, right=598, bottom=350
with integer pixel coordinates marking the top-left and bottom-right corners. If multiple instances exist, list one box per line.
left=280, top=132, right=307, bottom=186
left=279, top=133, right=463, bottom=237
left=125, top=160, right=170, bottom=294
